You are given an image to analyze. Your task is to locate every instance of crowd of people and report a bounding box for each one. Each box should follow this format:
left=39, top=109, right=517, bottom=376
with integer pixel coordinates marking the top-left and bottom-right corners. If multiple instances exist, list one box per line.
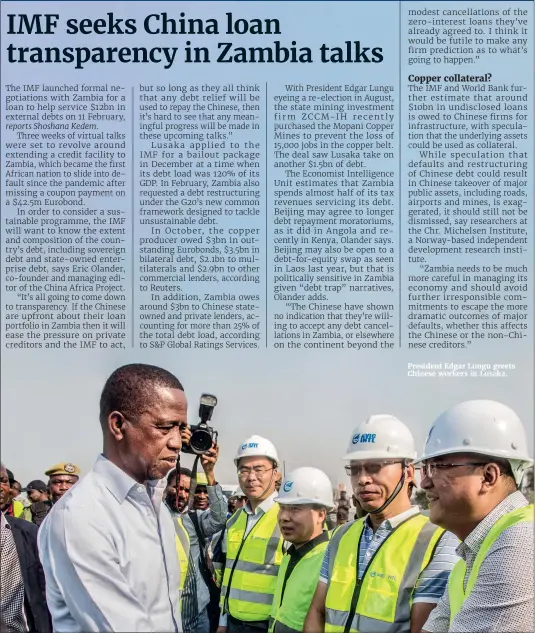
left=1, top=363, right=533, bottom=633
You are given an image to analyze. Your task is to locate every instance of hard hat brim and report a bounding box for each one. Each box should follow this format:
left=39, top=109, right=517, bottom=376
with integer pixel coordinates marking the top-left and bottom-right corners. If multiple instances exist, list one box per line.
left=275, top=495, right=335, bottom=511
left=415, top=446, right=534, bottom=465
left=343, top=450, right=416, bottom=462
left=234, top=457, right=279, bottom=468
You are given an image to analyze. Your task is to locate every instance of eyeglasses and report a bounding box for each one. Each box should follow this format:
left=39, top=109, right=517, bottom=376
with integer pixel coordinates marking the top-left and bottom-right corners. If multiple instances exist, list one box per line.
left=345, top=461, right=402, bottom=477
left=237, top=466, right=274, bottom=479
left=420, top=462, right=487, bottom=479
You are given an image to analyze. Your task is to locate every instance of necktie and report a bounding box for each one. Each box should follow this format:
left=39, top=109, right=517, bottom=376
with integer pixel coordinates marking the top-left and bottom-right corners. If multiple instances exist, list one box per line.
left=0, top=516, right=27, bottom=633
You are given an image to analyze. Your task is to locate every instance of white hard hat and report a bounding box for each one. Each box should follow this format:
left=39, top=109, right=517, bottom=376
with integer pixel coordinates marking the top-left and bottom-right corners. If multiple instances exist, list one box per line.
left=234, top=435, right=279, bottom=468
left=275, top=467, right=335, bottom=510
left=416, top=400, right=533, bottom=485
left=343, top=415, right=417, bottom=462
left=230, top=486, right=246, bottom=498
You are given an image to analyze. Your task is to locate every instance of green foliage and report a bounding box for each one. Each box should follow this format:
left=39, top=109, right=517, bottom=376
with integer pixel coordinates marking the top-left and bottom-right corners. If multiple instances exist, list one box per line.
left=412, top=489, right=429, bottom=510
left=523, top=467, right=534, bottom=491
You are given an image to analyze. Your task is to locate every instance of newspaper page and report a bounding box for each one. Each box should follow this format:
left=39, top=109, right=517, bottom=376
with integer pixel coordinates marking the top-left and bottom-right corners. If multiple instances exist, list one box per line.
left=1, top=0, right=533, bottom=509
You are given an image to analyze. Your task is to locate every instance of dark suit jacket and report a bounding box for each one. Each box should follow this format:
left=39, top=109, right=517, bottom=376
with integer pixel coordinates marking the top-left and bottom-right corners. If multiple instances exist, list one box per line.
left=5, top=516, right=52, bottom=633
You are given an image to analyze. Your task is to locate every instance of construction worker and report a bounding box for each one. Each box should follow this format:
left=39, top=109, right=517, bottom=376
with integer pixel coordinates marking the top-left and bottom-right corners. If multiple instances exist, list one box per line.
left=209, top=486, right=248, bottom=589
left=304, top=415, right=460, bottom=633
left=269, top=467, right=334, bottom=633
left=417, top=400, right=534, bottom=633
left=228, top=487, right=247, bottom=516
left=218, top=435, right=284, bottom=633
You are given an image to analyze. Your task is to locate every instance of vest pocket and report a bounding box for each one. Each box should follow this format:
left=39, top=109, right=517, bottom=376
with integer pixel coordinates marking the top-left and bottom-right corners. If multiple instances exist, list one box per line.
left=358, top=580, right=397, bottom=622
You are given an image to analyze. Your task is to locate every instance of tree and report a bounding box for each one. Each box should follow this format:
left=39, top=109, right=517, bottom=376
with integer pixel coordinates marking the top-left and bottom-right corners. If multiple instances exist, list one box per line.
left=523, top=466, right=533, bottom=489
left=522, top=466, right=533, bottom=503
left=412, top=489, right=429, bottom=510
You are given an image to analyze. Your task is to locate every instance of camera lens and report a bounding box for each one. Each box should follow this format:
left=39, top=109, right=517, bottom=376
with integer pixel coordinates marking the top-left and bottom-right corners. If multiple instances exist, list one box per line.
left=190, top=429, right=213, bottom=454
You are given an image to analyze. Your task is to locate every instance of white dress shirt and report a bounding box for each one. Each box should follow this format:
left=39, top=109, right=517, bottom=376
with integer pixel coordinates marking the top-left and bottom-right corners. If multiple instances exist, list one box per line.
left=38, top=454, right=182, bottom=632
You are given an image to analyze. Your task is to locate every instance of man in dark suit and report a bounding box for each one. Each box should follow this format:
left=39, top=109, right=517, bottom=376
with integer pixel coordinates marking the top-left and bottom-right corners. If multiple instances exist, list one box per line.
left=1, top=464, right=51, bottom=633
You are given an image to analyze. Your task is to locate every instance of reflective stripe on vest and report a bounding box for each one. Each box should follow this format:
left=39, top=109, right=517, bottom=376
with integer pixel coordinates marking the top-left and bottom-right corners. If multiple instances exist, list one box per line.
left=448, top=504, right=533, bottom=624
left=220, top=503, right=284, bottom=622
left=325, top=514, right=444, bottom=633
left=213, top=561, right=223, bottom=587
left=173, top=516, right=190, bottom=592
left=269, top=537, right=329, bottom=633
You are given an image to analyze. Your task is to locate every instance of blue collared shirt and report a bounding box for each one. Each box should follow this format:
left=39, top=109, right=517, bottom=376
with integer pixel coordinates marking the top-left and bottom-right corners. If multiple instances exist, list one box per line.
left=38, top=454, right=182, bottom=632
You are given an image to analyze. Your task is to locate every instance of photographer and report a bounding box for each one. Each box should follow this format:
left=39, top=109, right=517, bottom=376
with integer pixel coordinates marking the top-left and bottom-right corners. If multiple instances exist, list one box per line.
left=166, top=425, right=227, bottom=633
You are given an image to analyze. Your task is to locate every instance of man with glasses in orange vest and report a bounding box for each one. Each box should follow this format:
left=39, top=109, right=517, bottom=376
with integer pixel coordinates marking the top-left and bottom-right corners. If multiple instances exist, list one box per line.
left=305, top=415, right=459, bottom=633
left=217, top=435, right=285, bottom=633
left=417, top=400, right=534, bottom=633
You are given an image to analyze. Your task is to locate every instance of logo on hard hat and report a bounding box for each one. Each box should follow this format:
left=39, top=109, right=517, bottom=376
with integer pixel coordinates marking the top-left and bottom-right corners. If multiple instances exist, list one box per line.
left=241, top=442, right=259, bottom=450
left=64, top=463, right=75, bottom=473
left=283, top=481, right=293, bottom=492
left=352, top=434, right=376, bottom=445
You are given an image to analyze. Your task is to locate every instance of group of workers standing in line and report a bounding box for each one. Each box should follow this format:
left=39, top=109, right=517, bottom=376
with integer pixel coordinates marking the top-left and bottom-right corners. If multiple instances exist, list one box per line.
left=209, top=402, right=533, bottom=633
left=1, top=363, right=533, bottom=633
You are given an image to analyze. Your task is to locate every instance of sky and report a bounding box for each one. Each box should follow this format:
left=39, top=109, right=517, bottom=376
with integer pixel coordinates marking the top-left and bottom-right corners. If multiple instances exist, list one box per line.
left=1, top=1, right=533, bottom=489
left=1, top=347, right=533, bottom=488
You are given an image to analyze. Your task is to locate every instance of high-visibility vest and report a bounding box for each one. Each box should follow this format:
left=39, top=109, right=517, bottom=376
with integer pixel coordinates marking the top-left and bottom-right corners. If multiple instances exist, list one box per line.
left=23, top=505, right=33, bottom=522
left=449, top=504, right=533, bottom=624
left=325, top=513, right=444, bottom=633
left=12, top=500, right=24, bottom=519
left=220, top=502, right=284, bottom=622
left=173, top=515, right=191, bottom=592
left=269, top=534, right=330, bottom=633
left=211, top=525, right=227, bottom=587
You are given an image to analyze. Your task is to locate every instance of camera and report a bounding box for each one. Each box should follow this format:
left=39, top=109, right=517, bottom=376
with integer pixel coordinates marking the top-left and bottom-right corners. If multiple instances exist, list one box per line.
left=182, top=393, right=218, bottom=455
